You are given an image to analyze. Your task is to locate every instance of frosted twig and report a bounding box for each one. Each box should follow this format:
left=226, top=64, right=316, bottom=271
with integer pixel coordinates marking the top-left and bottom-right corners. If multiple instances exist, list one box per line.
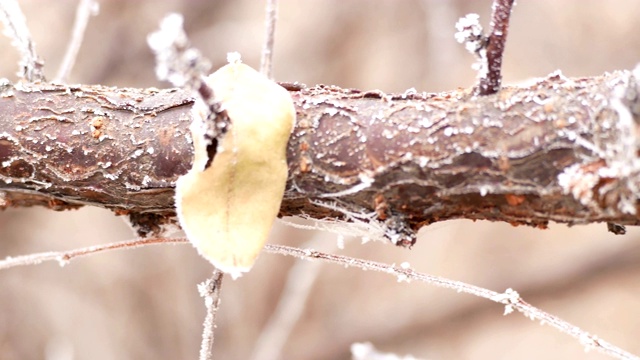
left=455, top=14, right=487, bottom=80
left=55, top=0, right=99, bottom=83
left=198, top=270, right=224, bottom=360
left=480, top=0, right=515, bottom=95
left=147, top=13, right=210, bottom=89
left=455, top=0, right=515, bottom=95
left=260, top=0, right=278, bottom=79
left=147, top=13, right=230, bottom=154
left=1, top=237, right=637, bottom=359
left=0, top=0, right=45, bottom=82
left=0, top=237, right=186, bottom=270
left=263, top=244, right=640, bottom=360
left=250, top=236, right=334, bottom=360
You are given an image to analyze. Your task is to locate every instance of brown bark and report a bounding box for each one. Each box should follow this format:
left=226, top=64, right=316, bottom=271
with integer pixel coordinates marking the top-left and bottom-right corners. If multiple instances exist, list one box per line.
left=479, top=0, right=515, bottom=95
left=1, top=70, right=639, bottom=241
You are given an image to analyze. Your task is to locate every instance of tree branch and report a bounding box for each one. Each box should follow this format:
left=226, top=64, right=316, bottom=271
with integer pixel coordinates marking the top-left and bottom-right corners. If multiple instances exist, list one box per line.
left=479, top=0, right=515, bottom=95
left=3, top=236, right=637, bottom=360
left=1, top=68, right=640, bottom=239
left=198, top=270, right=224, bottom=360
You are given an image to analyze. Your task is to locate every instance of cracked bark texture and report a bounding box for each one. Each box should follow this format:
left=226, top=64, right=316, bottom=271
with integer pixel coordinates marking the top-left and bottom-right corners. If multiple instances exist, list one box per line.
left=2, top=69, right=640, bottom=238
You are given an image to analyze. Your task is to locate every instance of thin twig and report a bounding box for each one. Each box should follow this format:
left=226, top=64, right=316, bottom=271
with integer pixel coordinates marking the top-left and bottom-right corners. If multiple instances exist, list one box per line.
left=454, top=0, right=515, bottom=96
left=250, top=236, right=334, bottom=360
left=56, top=0, right=99, bottom=83
left=259, top=0, right=278, bottom=78
left=0, top=0, right=45, bottom=82
left=1, top=237, right=637, bottom=359
left=263, top=244, right=640, bottom=360
left=198, top=269, right=224, bottom=360
left=147, top=12, right=230, bottom=159
left=0, top=237, right=186, bottom=270
left=147, top=13, right=211, bottom=88
left=479, top=0, right=515, bottom=95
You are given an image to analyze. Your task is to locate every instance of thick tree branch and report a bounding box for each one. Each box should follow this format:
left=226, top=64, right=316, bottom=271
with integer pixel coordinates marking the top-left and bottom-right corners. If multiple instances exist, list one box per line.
left=1, top=68, right=640, bottom=239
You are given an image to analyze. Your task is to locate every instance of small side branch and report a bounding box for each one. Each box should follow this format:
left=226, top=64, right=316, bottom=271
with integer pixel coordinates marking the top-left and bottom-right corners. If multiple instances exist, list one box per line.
left=250, top=236, right=333, bottom=360
left=260, top=0, right=278, bottom=79
left=0, top=0, right=45, bottom=82
left=147, top=13, right=211, bottom=89
left=480, top=0, right=515, bottom=95
left=198, top=270, right=224, bottom=360
left=0, top=237, right=183, bottom=270
left=55, top=0, right=99, bottom=83
left=147, top=12, right=231, bottom=159
left=455, top=0, right=515, bottom=95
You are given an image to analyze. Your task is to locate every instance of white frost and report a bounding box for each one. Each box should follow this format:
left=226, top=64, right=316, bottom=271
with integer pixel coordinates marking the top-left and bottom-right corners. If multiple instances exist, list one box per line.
left=351, top=342, right=423, bottom=360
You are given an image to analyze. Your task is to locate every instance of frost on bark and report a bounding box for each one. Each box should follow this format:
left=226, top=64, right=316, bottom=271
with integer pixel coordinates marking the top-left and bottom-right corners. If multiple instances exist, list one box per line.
left=1, top=68, right=640, bottom=239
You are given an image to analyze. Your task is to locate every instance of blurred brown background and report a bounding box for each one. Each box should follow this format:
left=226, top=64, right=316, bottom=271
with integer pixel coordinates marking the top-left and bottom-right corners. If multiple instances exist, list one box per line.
left=2, top=1, right=640, bottom=359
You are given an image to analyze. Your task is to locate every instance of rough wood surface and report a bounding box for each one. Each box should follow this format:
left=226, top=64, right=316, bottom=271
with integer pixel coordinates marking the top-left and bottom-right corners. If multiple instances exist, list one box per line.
left=1, top=69, right=639, bottom=240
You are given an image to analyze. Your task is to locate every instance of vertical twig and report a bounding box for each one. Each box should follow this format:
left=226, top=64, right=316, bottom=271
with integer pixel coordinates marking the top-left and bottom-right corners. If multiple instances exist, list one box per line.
left=56, top=0, right=99, bottom=83
left=478, top=0, right=515, bottom=95
left=249, top=236, right=334, bottom=360
left=147, top=13, right=211, bottom=89
left=0, top=0, right=45, bottom=82
left=260, top=0, right=278, bottom=78
left=198, top=269, right=224, bottom=360
left=147, top=13, right=230, bottom=151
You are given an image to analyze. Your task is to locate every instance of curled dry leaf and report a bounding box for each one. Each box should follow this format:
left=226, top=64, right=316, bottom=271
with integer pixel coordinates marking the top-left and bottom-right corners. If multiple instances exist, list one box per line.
left=175, top=60, right=295, bottom=278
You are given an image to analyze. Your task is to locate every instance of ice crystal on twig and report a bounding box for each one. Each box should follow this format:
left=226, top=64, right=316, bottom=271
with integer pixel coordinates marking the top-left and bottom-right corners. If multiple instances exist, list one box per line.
left=0, top=0, right=45, bottom=81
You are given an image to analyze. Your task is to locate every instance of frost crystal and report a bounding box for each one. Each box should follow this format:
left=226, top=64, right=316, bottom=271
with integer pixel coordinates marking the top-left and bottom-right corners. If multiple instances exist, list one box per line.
left=147, top=13, right=187, bottom=85
left=226, top=51, right=242, bottom=64
left=491, top=288, right=521, bottom=316
left=455, top=14, right=484, bottom=53
left=197, top=278, right=214, bottom=297
left=454, top=13, right=489, bottom=82
left=351, top=342, right=422, bottom=360
left=56, top=256, right=70, bottom=267
left=579, top=333, right=599, bottom=353
left=147, top=13, right=210, bottom=87
left=0, top=0, right=44, bottom=81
